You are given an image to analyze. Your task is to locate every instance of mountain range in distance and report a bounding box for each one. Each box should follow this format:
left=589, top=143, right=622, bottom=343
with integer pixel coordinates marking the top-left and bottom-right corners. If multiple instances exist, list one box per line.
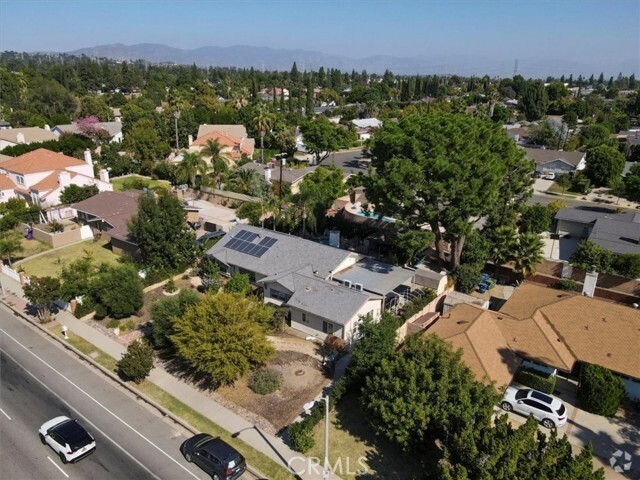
left=66, top=43, right=638, bottom=78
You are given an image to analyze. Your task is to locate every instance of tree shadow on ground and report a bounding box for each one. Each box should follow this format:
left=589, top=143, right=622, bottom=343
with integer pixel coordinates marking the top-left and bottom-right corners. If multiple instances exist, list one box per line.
left=158, top=350, right=221, bottom=391
left=332, top=393, right=442, bottom=479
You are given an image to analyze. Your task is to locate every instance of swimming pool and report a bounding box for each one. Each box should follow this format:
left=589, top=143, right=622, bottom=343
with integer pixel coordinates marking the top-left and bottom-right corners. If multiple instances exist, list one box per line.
left=356, top=210, right=396, bottom=222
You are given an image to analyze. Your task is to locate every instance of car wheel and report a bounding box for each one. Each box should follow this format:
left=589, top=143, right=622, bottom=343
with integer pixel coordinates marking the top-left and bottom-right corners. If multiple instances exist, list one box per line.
left=211, top=475, right=221, bottom=480
left=59, top=452, right=68, bottom=464
left=39, top=433, right=46, bottom=445
left=501, top=401, right=513, bottom=412
left=542, top=418, right=555, bottom=429
left=184, top=452, right=193, bottom=463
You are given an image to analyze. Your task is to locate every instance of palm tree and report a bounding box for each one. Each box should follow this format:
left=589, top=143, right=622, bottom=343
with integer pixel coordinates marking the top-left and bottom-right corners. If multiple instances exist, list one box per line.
left=175, top=152, right=208, bottom=187
left=514, top=233, right=544, bottom=279
left=252, top=103, right=276, bottom=163
left=228, top=169, right=256, bottom=195
left=200, top=139, right=228, bottom=188
left=487, top=226, right=517, bottom=276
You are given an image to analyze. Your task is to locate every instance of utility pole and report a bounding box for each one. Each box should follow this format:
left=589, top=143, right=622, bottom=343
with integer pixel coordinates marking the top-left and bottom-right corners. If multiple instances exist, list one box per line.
left=173, top=110, right=181, bottom=152
left=278, top=153, right=286, bottom=208
left=323, top=394, right=330, bottom=479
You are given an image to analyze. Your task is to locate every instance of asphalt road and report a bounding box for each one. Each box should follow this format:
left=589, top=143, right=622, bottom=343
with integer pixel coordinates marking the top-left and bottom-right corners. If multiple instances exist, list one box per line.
left=0, top=306, right=208, bottom=480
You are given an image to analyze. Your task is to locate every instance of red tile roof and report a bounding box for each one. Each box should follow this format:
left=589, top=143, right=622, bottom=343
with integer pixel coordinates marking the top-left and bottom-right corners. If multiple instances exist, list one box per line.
left=0, top=148, right=85, bottom=175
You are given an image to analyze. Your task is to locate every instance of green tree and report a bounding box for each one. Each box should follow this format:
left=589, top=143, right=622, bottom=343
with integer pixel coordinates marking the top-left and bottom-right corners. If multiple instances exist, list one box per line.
left=300, top=116, right=342, bottom=164
left=150, top=289, right=200, bottom=350
left=59, top=184, right=99, bottom=204
left=122, top=118, right=171, bottom=165
left=23, top=276, right=62, bottom=323
left=363, top=114, right=533, bottom=268
left=252, top=103, right=276, bottom=163
left=171, top=292, right=276, bottom=386
left=361, top=334, right=497, bottom=450
left=348, top=312, right=402, bottom=389
left=296, top=166, right=345, bottom=234
left=175, top=152, right=208, bottom=187
left=486, top=226, right=517, bottom=275
left=79, top=95, right=113, bottom=121
left=520, top=80, right=549, bottom=121
left=612, top=253, right=640, bottom=279
left=0, top=230, right=23, bottom=266
left=197, top=256, right=222, bottom=292
left=116, top=339, right=154, bottom=383
left=623, top=162, right=640, bottom=202
left=224, top=272, right=251, bottom=295
left=580, top=124, right=614, bottom=149
left=514, top=233, right=544, bottom=278
left=200, top=138, right=228, bottom=187
left=519, top=203, right=551, bottom=234
left=556, top=173, right=572, bottom=195
left=585, top=145, right=625, bottom=187
left=453, top=263, right=483, bottom=294
left=570, top=240, right=614, bottom=273
left=92, top=263, right=144, bottom=319
left=128, top=190, right=197, bottom=271
left=578, top=364, right=626, bottom=417
left=60, top=257, right=96, bottom=301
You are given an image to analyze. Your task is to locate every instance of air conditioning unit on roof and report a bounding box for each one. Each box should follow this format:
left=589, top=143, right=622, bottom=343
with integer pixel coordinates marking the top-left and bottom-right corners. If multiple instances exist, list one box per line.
left=343, top=280, right=352, bottom=289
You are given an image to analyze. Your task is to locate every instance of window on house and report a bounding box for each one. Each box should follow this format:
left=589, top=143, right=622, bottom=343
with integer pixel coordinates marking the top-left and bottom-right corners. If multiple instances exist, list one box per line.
left=302, top=313, right=309, bottom=324
left=16, top=176, right=24, bottom=185
left=322, top=321, right=334, bottom=334
left=270, top=289, right=291, bottom=302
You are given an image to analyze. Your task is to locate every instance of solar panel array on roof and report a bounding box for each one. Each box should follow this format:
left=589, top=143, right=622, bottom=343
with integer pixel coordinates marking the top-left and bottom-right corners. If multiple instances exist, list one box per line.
left=226, top=229, right=278, bottom=258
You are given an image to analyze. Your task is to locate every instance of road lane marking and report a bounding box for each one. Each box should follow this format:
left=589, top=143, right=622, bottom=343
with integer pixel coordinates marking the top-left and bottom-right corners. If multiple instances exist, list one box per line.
left=1, top=329, right=201, bottom=480
left=47, top=456, right=69, bottom=478
left=0, top=407, right=11, bottom=420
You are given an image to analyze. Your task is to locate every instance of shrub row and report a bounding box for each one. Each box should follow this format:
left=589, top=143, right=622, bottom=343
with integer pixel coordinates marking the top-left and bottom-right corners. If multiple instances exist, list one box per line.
left=578, top=363, right=626, bottom=417
left=513, top=367, right=557, bottom=394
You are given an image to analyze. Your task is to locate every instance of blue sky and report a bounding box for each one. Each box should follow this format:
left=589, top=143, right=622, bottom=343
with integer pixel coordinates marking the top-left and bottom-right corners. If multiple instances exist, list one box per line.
left=0, top=0, right=638, bottom=74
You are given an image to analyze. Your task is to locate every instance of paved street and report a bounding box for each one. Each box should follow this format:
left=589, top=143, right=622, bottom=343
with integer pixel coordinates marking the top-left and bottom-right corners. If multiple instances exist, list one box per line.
left=0, top=306, right=208, bottom=480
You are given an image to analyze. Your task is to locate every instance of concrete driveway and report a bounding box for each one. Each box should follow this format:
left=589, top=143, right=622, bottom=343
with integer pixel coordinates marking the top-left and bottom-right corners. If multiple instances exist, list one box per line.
left=498, top=379, right=640, bottom=479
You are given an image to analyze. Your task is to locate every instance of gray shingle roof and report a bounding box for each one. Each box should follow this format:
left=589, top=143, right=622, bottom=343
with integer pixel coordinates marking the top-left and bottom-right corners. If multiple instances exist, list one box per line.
left=332, top=257, right=415, bottom=295
left=240, top=162, right=317, bottom=185
left=589, top=217, right=640, bottom=254
left=555, top=207, right=609, bottom=224
left=522, top=147, right=585, bottom=167
left=206, top=224, right=354, bottom=279
left=286, top=273, right=375, bottom=325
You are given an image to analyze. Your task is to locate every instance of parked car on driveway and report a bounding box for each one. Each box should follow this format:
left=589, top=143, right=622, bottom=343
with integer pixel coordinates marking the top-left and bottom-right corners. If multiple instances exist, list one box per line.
left=180, top=434, right=246, bottom=480
left=544, top=172, right=556, bottom=180
left=500, top=386, right=567, bottom=428
left=39, top=416, right=96, bottom=464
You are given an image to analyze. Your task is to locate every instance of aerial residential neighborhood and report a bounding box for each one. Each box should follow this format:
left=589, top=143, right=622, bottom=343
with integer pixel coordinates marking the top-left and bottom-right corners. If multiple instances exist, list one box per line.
left=0, top=1, right=638, bottom=480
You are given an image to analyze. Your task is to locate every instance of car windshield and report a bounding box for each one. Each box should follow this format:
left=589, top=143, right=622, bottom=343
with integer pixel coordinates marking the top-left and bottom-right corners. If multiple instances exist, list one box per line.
left=515, top=389, right=530, bottom=400
left=531, top=390, right=553, bottom=404
left=556, top=404, right=566, bottom=416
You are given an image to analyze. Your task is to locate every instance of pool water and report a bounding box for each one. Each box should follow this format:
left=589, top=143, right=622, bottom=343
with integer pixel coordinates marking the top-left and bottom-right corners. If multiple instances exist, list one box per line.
left=356, top=210, right=396, bottom=222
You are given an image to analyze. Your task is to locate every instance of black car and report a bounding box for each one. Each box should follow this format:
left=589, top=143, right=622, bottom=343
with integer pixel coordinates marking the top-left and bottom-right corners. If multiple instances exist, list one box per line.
left=180, top=434, right=246, bottom=480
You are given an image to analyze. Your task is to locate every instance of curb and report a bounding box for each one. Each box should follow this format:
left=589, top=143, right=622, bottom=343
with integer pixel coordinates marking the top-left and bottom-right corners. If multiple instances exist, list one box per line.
left=1, top=298, right=268, bottom=480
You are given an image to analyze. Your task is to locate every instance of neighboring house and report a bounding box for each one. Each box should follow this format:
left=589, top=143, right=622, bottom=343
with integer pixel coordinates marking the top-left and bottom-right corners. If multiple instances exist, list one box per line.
left=206, top=224, right=418, bottom=341
left=52, top=122, right=123, bottom=143
left=612, top=129, right=640, bottom=158
left=522, top=147, right=586, bottom=174
left=183, top=199, right=244, bottom=232
left=72, top=190, right=143, bottom=257
left=191, top=127, right=255, bottom=163
left=0, top=126, right=57, bottom=150
left=239, top=162, right=317, bottom=194
left=0, top=121, right=11, bottom=130
left=504, top=124, right=530, bottom=144
left=258, top=87, right=289, bottom=101
left=0, top=148, right=112, bottom=207
left=351, top=118, right=383, bottom=141
left=0, top=174, right=17, bottom=202
left=196, top=124, right=249, bottom=140
left=555, top=207, right=640, bottom=255
left=426, top=282, right=640, bottom=398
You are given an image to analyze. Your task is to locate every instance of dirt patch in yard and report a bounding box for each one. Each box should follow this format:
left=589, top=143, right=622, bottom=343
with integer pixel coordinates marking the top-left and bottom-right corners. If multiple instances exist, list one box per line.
left=216, top=350, right=330, bottom=433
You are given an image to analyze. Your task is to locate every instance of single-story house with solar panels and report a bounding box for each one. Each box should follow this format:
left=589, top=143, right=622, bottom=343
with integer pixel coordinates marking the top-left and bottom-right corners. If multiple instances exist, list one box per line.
left=205, top=224, right=416, bottom=341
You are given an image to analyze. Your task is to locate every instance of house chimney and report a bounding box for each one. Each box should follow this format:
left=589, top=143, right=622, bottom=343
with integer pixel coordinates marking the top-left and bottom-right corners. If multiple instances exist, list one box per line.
left=581, top=269, right=598, bottom=298
left=16, top=132, right=25, bottom=144
left=44, top=124, right=50, bottom=131
left=264, top=167, right=272, bottom=183
left=188, top=134, right=193, bottom=146
left=99, top=169, right=110, bottom=183
left=58, top=171, right=71, bottom=189
left=83, top=148, right=93, bottom=165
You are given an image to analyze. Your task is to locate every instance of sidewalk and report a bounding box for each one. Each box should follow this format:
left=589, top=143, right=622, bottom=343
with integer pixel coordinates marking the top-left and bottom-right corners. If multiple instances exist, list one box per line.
left=0, top=272, right=340, bottom=480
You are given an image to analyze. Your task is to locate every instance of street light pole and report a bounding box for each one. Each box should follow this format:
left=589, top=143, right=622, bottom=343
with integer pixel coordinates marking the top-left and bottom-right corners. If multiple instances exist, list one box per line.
left=173, top=110, right=181, bottom=152
left=323, top=394, right=329, bottom=479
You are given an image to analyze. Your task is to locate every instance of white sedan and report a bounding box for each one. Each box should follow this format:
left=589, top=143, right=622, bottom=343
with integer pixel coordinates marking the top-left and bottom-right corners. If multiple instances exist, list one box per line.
left=39, top=416, right=96, bottom=464
left=500, top=386, right=567, bottom=428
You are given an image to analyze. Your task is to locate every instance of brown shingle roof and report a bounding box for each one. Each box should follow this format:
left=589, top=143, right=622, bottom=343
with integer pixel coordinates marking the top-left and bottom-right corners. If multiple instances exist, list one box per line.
left=426, top=304, right=521, bottom=389
left=72, top=190, right=143, bottom=242
left=0, top=148, right=85, bottom=174
left=0, top=127, right=57, bottom=144
left=522, top=147, right=585, bottom=167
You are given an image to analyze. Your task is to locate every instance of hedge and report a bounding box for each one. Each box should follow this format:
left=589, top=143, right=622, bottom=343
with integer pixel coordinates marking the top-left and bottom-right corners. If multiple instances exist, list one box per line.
left=578, top=363, right=626, bottom=417
left=514, top=367, right=557, bottom=394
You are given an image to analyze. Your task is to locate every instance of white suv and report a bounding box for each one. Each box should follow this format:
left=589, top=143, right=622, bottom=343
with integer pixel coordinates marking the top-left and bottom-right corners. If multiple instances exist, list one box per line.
left=500, top=386, right=567, bottom=428
left=39, top=416, right=96, bottom=463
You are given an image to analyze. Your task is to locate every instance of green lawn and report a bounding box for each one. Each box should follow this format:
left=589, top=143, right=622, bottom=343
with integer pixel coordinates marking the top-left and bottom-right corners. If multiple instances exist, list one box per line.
left=111, top=175, right=171, bottom=192
left=546, top=182, right=581, bottom=197
left=15, top=236, right=52, bottom=262
left=309, top=393, right=436, bottom=480
left=17, top=239, right=121, bottom=278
